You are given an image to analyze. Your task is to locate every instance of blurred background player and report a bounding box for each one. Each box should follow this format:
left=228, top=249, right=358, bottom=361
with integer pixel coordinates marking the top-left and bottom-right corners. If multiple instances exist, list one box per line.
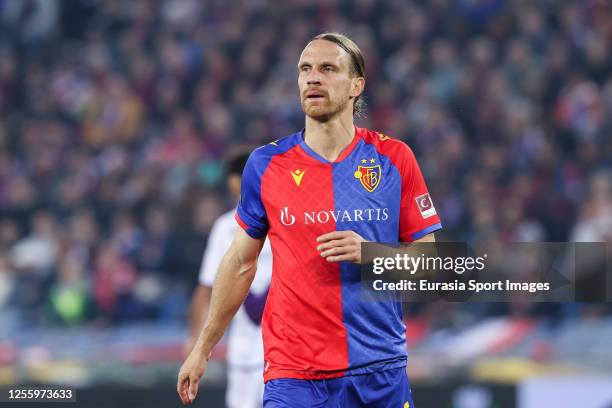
left=186, top=148, right=272, bottom=408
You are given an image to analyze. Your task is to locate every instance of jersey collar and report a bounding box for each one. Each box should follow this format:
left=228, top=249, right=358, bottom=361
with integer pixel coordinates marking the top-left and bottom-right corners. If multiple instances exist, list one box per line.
left=298, top=126, right=363, bottom=164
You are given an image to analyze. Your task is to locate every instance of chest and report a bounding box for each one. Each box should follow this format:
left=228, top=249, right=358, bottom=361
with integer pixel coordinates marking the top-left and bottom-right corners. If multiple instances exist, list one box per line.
left=260, top=154, right=402, bottom=229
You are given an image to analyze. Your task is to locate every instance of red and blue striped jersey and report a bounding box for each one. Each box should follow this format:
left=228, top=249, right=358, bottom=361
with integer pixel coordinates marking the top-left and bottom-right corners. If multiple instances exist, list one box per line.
left=235, top=126, right=442, bottom=382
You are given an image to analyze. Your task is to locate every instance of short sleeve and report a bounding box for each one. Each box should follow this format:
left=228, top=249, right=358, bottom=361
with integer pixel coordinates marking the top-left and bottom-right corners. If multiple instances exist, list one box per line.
left=398, top=145, right=442, bottom=242
left=235, top=151, right=269, bottom=239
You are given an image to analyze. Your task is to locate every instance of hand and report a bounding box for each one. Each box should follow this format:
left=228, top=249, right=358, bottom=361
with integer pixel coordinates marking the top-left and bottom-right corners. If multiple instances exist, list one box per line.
left=316, top=230, right=367, bottom=263
left=177, top=347, right=210, bottom=405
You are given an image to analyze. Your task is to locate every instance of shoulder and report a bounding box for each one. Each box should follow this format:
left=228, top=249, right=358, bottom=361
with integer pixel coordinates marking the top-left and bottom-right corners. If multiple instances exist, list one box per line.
left=248, top=132, right=303, bottom=167
left=358, top=127, right=416, bottom=164
left=242, top=132, right=302, bottom=186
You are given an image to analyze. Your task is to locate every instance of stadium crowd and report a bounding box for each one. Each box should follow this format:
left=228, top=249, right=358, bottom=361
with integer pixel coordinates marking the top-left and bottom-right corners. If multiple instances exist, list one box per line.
left=0, top=0, right=610, bottom=326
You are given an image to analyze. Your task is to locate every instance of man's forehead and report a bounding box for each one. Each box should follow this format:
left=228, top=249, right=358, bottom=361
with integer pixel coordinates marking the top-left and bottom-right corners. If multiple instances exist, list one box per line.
left=299, top=40, right=348, bottom=64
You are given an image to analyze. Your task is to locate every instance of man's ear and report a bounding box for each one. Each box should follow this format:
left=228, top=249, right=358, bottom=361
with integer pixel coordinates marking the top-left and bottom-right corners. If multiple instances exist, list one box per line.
left=351, top=77, right=365, bottom=98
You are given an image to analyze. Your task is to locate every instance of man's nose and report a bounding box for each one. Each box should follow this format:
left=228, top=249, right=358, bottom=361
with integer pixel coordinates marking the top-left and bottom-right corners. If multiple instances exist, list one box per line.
left=306, top=71, right=322, bottom=85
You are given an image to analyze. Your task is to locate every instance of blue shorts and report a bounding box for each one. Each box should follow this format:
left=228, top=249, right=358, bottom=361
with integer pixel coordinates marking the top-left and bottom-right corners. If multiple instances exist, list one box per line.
left=263, top=367, right=414, bottom=408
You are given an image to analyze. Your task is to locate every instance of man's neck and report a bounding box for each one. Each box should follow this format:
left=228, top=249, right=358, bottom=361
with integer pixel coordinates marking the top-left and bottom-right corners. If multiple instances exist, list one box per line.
left=304, top=109, right=355, bottom=162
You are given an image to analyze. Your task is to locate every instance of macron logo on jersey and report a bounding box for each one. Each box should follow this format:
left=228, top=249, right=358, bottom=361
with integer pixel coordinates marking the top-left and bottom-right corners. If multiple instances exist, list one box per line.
left=279, top=206, right=389, bottom=226
left=290, top=169, right=305, bottom=186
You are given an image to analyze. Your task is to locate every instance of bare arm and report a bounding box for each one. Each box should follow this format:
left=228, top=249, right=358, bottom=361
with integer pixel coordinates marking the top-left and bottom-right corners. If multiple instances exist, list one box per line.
left=196, top=228, right=264, bottom=355
left=413, top=233, right=436, bottom=243
left=177, top=227, right=264, bottom=405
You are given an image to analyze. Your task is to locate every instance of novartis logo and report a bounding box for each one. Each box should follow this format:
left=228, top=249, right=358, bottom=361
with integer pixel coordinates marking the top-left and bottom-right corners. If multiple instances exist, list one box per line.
left=279, top=206, right=389, bottom=226
left=280, top=207, right=296, bottom=226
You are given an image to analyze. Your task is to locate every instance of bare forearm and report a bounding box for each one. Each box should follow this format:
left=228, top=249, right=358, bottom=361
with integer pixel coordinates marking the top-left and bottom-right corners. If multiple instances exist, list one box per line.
left=192, top=246, right=257, bottom=357
left=362, top=233, right=436, bottom=260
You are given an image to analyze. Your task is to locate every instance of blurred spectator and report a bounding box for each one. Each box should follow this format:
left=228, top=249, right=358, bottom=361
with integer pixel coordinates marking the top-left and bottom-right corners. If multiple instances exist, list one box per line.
left=11, top=211, right=58, bottom=275
left=571, top=171, right=612, bottom=242
left=92, top=242, right=138, bottom=321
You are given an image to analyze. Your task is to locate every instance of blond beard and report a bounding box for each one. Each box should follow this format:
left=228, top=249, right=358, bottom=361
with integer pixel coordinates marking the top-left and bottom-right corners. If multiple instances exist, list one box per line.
left=303, top=98, right=351, bottom=122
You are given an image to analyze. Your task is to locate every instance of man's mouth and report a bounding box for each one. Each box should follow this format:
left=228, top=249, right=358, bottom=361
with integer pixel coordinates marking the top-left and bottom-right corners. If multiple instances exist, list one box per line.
left=306, top=92, right=326, bottom=100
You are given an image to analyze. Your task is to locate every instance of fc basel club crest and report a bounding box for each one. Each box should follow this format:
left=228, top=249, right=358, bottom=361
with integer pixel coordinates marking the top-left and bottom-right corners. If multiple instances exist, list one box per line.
left=354, top=162, right=382, bottom=192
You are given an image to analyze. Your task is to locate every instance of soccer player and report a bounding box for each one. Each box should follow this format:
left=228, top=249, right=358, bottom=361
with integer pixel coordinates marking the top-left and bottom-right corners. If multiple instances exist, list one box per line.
left=178, top=32, right=442, bottom=407
left=185, top=149, right=272, bottom=408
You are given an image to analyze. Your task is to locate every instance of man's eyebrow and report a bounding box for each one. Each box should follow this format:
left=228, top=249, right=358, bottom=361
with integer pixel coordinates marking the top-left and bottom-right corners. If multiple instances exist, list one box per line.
left=320, top=61, right=339, bottom=68
left=314, top=60, right=339, bottom=66
left=298, top=61, right=339, bottom=68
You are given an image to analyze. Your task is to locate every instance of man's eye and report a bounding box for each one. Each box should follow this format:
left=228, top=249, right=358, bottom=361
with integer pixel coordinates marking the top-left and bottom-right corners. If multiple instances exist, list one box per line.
left=323, top=66, right=333, bottom=71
